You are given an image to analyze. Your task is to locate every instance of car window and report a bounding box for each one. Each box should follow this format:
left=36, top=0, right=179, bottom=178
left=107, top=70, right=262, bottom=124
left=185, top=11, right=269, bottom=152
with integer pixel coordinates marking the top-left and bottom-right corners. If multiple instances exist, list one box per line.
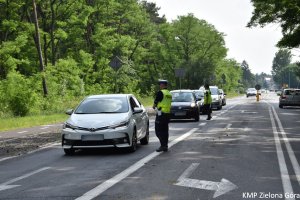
left=129, top=97, right=140, bottom=111
left=75, top=97, right=129, bottom=114
left=194, top=91, right=204, bottom=98
left=172, top=92, right=195, bottom=102
left=210, top=87, right=219, bottom=95
left=284, top=90, right=293, bottom=95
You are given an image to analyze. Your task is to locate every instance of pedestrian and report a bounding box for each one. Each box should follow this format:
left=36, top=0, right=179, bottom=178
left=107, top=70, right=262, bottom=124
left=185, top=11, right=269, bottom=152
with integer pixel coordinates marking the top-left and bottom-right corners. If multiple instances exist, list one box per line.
left=152, top=79, right=172, bottom=152
left=204, top=83, right=212, bottom=120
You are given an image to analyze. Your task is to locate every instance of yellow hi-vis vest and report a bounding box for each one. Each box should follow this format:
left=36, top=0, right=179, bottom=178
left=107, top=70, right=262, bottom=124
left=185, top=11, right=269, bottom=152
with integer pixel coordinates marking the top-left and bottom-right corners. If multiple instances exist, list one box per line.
left=204, top=90, right=212, bottom=105
left=157, top=89, right=172, bottom=113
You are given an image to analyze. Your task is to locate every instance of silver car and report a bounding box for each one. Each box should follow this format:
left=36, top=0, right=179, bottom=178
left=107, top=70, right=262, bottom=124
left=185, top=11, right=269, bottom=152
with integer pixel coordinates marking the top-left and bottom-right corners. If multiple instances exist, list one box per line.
left=61, top=94, right=149, bottom=155
left=279, top=88, right=300, bottom=108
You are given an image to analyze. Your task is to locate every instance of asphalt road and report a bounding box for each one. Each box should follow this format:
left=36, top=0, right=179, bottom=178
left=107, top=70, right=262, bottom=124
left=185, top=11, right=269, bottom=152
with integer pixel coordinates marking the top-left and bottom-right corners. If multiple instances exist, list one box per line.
left=1, top=92, right=300, bottom=200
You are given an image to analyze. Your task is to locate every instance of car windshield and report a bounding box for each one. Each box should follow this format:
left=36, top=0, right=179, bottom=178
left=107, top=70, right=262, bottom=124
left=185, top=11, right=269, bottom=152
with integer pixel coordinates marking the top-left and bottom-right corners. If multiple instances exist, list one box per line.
left=172, top=92, right=195, bottom=102
left=74, top=97, right=129, bottom=114
left=210, top=88, right=218, bottom=95
left=194, top=91, right=204, bottom=98
left=248, top=88, right=256, bottom=91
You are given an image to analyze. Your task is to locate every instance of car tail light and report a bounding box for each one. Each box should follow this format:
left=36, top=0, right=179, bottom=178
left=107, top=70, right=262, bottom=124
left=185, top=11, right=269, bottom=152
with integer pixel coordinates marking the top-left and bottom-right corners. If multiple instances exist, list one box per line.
left=281, top=95, right=286, bottom=99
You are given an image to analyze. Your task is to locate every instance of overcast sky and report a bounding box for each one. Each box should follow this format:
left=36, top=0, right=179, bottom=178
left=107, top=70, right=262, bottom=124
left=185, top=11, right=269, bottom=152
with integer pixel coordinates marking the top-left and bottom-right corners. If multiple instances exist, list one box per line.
left=147, top=0, right=299, bottom=74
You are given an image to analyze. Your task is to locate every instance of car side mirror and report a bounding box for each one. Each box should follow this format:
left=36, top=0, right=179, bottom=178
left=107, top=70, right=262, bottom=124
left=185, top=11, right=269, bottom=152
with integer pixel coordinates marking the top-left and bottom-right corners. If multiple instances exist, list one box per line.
left=133, top=107, right=143, bottom=114
left=65, top=109, right=73, bottom=115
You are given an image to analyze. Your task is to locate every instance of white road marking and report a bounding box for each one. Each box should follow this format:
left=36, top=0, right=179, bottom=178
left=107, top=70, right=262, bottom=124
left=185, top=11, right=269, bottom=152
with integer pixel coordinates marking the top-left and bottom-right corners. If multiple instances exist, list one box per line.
left=271, top=106, right=300, bottom=187
left=269, top=107, right=295, bottom=200
left=199, top=123, right=206, bottom=126
left=175, top=163, right=237, bottom=198
left=75, top=128, right=198, bottom=200
left=0, top=167, right=51, bottom=191
left=40, top=127, right=49, bottom=130
left=17, top=131, right=28, bottom=134
left=225, top=124, right=232, bottom=129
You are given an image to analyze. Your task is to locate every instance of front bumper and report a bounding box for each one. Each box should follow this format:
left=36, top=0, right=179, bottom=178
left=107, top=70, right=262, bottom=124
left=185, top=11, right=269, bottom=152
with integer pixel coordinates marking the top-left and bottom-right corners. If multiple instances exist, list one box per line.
left=170, top=107, right=198, bottom=119
left=62, top=128, right=131, bottom=149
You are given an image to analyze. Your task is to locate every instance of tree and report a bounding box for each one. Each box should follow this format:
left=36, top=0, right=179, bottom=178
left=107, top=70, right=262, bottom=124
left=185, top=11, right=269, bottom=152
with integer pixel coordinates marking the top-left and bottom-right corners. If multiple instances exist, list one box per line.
left=247, top=0, right=300, bottom=48
left=272, top=49, right=292, bottom=87
left=241, top=60, right=255, bottom=89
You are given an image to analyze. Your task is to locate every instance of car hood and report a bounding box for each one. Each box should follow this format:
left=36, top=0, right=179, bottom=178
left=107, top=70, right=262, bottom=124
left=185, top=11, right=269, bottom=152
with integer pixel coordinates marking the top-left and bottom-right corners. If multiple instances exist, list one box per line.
left=66, top=113, right=130, bottom=128
left=172, top=102, right=192, bottom=107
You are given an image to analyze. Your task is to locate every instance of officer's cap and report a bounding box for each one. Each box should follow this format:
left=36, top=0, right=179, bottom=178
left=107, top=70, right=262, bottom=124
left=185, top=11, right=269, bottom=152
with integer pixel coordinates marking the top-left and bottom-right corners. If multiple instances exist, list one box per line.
left=158, top=79, right=168, bottom=85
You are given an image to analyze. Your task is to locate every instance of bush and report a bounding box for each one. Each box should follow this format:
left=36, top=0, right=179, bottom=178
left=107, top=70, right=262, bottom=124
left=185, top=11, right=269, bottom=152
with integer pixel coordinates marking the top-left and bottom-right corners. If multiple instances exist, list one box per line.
left=4, top=71, right=36, bottom=116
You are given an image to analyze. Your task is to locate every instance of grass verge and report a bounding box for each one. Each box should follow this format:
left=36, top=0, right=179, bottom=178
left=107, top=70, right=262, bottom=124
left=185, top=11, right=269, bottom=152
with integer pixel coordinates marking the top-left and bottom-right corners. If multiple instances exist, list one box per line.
left=0, top=114, right=69, bottom=132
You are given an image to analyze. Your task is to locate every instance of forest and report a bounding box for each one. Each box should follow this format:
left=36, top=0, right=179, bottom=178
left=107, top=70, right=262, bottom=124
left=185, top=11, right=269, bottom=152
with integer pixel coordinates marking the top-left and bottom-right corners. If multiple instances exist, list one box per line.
left=0, top=0, right=291, bottom=117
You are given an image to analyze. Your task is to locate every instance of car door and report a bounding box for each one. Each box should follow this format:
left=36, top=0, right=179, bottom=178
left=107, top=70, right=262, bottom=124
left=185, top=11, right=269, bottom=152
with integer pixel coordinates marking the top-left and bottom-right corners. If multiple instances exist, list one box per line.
left=129, top=96, right=144, bottom=139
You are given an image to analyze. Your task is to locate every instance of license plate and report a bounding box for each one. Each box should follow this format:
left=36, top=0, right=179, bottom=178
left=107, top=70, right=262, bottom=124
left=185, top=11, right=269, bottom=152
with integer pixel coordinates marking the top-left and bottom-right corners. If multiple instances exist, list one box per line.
left=174, top=111, right=186, bottom=116
left=82, top=135, right=104, bottom=141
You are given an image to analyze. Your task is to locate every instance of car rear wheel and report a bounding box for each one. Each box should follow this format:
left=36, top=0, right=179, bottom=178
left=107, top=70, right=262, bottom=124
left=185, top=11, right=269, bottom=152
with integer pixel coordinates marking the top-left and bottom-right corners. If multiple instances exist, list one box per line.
left=140, top=123, right=149, bottom=145
left=128, top=129, right=137, bottom=152
left=64, top=148, right=75, bottom=155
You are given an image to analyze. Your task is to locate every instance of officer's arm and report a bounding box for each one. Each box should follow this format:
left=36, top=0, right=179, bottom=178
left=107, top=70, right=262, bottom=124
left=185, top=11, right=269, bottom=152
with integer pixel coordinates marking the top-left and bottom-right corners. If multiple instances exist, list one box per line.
left=153, top=91, right=163, bottom=109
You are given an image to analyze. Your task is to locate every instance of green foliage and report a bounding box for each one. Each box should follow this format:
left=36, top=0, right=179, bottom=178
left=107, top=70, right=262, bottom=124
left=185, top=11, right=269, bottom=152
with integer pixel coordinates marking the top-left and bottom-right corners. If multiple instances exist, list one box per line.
left=4, top=71, right=36, bottom=116
left=248, top=0, right=300, bottom=48
left=0, top=0, right=250, bottom=119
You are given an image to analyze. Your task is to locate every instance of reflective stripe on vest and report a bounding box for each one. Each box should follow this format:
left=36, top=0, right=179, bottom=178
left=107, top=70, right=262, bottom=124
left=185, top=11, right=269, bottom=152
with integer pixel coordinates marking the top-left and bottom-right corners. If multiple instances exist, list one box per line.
left=157, top=89, right=172, bottom=113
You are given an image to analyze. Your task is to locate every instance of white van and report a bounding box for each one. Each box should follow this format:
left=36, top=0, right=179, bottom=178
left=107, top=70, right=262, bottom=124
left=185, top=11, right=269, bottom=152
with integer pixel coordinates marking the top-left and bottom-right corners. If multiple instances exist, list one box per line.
left=199, top=85, right=222, bottom=110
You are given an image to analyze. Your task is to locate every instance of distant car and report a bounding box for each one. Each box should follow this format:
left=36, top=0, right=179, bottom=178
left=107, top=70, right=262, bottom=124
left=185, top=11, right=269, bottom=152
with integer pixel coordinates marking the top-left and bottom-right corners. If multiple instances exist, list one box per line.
left=200, top=86, right=222, bottom=110
left=218, top=89, right=226, bottom=106
left=279, top=88, right=300, bottom=108
left=246, top=88, right=257, bottom=97
left=193, top=90, right=205, bottom=113
left=61, top=94, right=149, bottom=155
left=170, top=90, right=200, bottom=121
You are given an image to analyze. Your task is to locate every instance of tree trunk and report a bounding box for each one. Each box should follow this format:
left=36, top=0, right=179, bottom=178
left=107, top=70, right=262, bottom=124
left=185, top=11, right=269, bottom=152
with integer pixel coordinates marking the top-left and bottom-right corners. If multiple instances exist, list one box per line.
left=32, top=0, right=48, bottom=96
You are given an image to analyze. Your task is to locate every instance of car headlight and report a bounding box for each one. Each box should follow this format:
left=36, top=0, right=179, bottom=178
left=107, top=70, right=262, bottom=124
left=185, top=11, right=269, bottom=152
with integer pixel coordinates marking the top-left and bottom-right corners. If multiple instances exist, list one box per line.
left=109, top=121, right=129, bottom=129
left=190, top=103, right=196, bottom=107
left=63, top=122, right=78, bottom=130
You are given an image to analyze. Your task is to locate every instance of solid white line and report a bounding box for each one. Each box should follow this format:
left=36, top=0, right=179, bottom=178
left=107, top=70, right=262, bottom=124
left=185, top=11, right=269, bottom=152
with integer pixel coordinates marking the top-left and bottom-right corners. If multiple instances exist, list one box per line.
left=75, top=128, right=198, bottom=200
left=269, top=108, right=294, bottom=200
left=199, top=123, right=206, bottom=126
left=272, top=106, right=300, bottom=186
left=1, top=167, right=51, bottom=185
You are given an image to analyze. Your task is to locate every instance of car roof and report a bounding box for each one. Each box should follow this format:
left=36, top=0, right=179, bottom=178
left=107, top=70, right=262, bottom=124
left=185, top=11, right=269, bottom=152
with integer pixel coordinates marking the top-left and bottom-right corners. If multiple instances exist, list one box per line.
left=171, top=89, right=193, bottom=93
left=86, top=94, right=132, bottom=99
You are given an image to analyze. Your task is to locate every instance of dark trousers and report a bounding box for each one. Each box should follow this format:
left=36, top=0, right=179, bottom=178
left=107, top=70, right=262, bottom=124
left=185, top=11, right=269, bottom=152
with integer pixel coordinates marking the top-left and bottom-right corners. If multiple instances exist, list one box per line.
left=203, top=104, right=212, bottom=118
left=155, top=113, right=170, bottom=148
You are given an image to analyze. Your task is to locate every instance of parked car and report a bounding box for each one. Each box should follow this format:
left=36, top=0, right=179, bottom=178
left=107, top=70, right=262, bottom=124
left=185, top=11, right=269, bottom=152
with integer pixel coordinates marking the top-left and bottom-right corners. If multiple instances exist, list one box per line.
left=199, top=86, right=222, bottom=110
left=193, top=90, right=205, bottom=113
left=279, top=88, right=300, bottom=108
left=218, top=89, right=226, bottom=106
left=61, top=94, right=149, bottom=155
left=246, top=88, right=257, bottom=97
left=170, top=90, right=200, bottom=121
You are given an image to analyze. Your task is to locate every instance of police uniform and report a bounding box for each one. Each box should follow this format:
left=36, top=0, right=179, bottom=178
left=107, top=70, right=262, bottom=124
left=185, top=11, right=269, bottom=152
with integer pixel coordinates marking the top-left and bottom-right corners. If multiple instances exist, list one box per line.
left=204, top=85, right=212, bottom=120
left=153, top=80, right=172, bottom=152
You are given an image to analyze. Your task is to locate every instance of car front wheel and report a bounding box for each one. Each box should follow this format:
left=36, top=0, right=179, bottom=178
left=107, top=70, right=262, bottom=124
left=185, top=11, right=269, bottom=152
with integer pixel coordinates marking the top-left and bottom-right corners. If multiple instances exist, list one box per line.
left=140, top=123, right=149, bottom=145
left=128, top=129, right=137, bottom=152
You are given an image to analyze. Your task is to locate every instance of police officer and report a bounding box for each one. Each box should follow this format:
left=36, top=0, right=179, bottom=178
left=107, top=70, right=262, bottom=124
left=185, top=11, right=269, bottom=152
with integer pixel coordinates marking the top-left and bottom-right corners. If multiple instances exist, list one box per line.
left=204, top=83, right=212, bottom=120
left=152, top=80, right=172, bottom=152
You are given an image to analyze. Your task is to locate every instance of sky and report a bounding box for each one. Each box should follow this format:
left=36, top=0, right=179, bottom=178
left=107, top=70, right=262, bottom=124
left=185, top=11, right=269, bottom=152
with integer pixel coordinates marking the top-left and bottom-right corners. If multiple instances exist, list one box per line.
left=147, top=0, right=300, bottom=75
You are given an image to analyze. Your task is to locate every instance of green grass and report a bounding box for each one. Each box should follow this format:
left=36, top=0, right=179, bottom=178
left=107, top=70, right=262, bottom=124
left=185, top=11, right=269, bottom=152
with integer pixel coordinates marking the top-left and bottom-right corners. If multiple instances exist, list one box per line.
left=0, top=114, right=69, bottom=132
